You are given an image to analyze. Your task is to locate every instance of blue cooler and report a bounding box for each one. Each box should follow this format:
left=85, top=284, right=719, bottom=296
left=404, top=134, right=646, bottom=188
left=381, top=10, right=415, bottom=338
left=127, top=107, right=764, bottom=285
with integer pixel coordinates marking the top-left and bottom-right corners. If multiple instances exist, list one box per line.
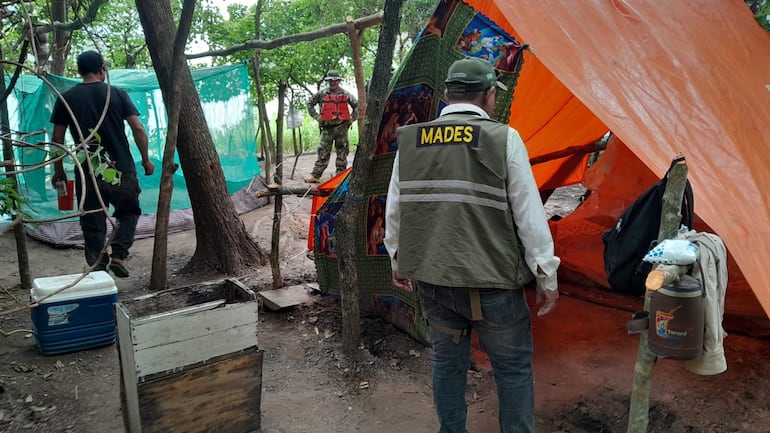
left=30, top=271, right=118, bottom=355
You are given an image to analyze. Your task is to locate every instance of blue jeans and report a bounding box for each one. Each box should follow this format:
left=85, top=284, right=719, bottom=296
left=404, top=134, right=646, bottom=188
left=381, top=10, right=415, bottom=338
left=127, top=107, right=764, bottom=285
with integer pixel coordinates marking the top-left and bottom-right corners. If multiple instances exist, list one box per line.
left=417, top=282, right=534, bottom=433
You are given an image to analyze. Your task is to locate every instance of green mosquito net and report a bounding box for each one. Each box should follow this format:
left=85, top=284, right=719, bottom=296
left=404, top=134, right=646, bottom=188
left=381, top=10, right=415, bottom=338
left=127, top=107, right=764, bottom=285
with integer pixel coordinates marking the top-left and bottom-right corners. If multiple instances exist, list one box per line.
left=4, top=64, right=260, bottom=220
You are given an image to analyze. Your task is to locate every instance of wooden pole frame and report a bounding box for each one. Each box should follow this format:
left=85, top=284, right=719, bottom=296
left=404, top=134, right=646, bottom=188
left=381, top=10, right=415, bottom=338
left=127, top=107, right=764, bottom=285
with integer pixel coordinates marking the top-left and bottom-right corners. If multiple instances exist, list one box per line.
left=627, top=159, right=689, bottom=433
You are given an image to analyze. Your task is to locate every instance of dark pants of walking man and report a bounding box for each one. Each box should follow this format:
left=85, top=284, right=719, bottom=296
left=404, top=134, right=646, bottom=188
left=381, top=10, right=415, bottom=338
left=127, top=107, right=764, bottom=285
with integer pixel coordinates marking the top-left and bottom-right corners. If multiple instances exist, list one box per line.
left=77, top=172, right=142, bottom=271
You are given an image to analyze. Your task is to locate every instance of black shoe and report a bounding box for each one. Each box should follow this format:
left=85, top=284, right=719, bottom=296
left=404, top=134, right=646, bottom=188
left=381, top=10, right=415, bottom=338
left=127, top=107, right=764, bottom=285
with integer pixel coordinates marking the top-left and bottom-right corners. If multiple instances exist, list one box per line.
left=109, top=259, right=130, bottom=278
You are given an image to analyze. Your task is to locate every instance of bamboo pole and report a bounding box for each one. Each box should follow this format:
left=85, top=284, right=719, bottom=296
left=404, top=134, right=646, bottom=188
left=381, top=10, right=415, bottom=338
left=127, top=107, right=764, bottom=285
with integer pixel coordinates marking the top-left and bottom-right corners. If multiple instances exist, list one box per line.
left=627, top=159, right=689, bottom=433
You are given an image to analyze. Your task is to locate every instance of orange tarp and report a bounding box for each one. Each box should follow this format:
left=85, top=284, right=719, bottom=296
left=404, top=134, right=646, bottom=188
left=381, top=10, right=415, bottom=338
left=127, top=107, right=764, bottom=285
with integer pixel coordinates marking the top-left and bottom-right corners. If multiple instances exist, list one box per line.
left=461, top=0, right=770, bottom=319
left=308, top=168, right=351, bottom=251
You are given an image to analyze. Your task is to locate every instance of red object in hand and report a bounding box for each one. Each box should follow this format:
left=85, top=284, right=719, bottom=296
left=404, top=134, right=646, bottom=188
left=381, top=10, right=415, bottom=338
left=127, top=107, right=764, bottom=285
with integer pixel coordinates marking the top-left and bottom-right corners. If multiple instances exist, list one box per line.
left=57, top=179, right=74, bottom=211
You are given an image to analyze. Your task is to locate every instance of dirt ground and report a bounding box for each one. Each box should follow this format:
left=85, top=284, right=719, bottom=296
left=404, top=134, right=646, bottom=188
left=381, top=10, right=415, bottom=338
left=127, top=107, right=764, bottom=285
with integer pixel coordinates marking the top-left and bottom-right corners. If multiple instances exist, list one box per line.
left=1, top=154, right=770, bottom=433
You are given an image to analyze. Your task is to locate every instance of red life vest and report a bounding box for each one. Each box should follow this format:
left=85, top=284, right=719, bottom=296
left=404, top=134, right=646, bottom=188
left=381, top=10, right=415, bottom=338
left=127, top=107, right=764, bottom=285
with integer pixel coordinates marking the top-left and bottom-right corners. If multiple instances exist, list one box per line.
left=319, top=93, right=351, bottom=121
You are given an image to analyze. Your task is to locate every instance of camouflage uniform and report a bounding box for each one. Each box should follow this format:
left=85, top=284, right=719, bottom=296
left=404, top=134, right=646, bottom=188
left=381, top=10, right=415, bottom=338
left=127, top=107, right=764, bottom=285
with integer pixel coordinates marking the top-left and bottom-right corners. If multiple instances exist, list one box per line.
left=307, top=84, right=358, bottom=179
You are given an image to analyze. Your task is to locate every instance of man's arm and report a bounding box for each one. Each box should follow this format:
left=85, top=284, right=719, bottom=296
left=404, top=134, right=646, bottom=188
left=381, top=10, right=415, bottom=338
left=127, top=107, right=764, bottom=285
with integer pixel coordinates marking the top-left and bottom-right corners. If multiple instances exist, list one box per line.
left=51, top=123, right=68, bottom=186
left=384, top=151, right=412, bottom=292
left=126, top=115, right=154, bottom=176
left=347, top=89, right=359, bottom=122
left=505, top=127, right=560, bottom=316
left=307, top=92, right=322, bottom=120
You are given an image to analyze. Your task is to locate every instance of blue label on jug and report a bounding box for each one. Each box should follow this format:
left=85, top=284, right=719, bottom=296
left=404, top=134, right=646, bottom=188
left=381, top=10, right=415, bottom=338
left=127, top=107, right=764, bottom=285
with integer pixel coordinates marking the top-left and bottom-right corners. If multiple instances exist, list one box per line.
left=47, top=303, right=79, bottom=326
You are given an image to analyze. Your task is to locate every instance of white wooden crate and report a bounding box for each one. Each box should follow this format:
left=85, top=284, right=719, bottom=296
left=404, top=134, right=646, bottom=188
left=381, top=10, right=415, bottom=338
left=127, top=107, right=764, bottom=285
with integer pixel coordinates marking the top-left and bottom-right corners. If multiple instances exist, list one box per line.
left=116, top=278, right=261, bottom=433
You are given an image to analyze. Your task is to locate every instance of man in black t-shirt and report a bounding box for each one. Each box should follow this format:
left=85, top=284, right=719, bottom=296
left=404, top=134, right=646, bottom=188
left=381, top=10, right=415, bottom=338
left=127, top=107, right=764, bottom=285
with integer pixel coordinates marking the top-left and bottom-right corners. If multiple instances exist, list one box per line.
left=50, top=50, right=155, bottom=278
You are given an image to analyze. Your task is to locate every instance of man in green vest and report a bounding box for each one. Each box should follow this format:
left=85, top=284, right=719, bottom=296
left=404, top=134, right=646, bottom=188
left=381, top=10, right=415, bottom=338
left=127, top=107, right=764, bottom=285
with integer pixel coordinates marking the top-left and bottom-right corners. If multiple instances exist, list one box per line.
left=384, top=57, right=560, bottom=433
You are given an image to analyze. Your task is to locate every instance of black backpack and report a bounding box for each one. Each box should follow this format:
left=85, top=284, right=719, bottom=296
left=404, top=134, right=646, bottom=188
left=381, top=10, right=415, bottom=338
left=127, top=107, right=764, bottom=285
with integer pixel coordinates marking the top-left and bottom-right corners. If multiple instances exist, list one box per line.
left=601, top=158, right=694, bottom=296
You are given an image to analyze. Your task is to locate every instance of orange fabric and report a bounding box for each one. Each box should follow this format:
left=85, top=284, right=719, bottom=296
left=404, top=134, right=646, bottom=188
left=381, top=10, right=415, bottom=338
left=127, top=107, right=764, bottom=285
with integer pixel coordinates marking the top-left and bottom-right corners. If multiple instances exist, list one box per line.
left=320, top=94, right=351, bottom=121
left=308, top=168, right=351, bottom=251
left=461, top=0, right=770, bottom=318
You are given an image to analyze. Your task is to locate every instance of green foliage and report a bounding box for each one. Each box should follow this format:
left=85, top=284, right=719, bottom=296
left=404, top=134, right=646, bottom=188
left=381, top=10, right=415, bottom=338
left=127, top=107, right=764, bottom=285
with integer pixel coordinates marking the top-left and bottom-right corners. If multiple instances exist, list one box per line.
left=49, top=129, right=122, bottom=186
left=72, top=0, right=151, bottom=70
left=0, top=177, right=27, bottom=217
left=400, top=0, right=441, bottom=40
left=753, top=1, right=770, bottom=32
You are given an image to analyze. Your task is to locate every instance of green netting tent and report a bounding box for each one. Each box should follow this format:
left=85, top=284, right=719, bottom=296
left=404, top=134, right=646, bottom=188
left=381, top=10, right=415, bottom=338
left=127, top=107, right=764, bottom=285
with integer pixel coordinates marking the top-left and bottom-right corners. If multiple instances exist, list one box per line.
left=4, top=64, right=263, bottom=246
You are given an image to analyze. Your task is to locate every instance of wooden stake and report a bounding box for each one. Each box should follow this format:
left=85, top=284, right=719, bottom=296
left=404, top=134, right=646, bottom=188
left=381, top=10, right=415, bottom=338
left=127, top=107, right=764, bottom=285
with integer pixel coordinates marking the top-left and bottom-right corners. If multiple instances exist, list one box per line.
left=627, top=159, right=688, bottom=433
left=346, top=16, right=367, bottom=134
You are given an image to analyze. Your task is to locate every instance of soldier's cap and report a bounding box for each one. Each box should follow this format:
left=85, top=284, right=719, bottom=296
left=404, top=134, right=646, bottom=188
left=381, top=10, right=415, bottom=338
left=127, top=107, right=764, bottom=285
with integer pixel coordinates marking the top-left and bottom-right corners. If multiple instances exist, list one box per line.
left=324, top=70, right=342, bottom=81
left=77, top=51, right=111, bottom=76
left=445, top=57, right=507, bottom=93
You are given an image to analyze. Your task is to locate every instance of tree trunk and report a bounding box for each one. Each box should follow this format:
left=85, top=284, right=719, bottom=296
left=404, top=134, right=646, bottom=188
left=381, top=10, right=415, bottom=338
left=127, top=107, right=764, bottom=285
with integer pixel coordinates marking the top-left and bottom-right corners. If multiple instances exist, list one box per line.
left=335, top=0, right=404, bottom=353
left=134, top=0, right=267, bottom=274
left=50, top=0, right=69, bottom=75
left=0, top=46, right=32, bottom=289
left=149, top=0, right=195, bottom=290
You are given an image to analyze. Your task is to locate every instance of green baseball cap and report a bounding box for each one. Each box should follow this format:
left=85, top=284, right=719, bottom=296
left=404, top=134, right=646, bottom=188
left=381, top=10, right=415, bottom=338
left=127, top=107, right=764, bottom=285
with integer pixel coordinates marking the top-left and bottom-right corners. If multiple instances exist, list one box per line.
left=445, top=57, right=507, bottom=93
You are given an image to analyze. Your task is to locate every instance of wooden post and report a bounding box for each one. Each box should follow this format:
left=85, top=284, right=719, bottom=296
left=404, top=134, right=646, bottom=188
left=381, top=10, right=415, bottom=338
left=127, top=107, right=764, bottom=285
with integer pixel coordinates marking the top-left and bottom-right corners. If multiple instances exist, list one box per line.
left=627, top=159, right=689, bottom=433
left=346, top=16, right=367, bottom=135
left=0, top=50, right=32, bottom=290
left=252, top=0, right=274, bottom=191
left=256, top=185, right=328, bottom=198
left=270, top=81, right=286, bottom=288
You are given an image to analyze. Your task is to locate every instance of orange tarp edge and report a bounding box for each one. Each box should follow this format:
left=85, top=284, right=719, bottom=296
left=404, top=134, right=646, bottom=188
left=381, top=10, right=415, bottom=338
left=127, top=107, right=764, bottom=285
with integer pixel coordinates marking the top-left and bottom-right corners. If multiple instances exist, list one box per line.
left=475, top=0, right=770, bottom=316
left=464, top=1, right=609, bottom=188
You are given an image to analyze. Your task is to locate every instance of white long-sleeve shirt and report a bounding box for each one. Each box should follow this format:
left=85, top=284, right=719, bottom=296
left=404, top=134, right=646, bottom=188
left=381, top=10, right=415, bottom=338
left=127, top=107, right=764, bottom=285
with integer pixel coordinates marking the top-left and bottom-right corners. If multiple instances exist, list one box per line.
left=384, top=103, right=560, bottom=292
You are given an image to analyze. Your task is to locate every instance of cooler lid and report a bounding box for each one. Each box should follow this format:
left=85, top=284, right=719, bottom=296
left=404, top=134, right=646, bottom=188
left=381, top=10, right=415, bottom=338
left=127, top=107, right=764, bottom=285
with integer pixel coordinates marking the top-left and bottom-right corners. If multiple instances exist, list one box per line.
left=31, top=271, right=117, bottom=304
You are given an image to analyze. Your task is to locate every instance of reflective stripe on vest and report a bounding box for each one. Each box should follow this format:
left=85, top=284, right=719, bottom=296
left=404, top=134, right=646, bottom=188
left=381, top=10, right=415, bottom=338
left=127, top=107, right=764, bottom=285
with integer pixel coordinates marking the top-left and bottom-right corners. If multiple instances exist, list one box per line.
left=320, top=93, right=351, bottom=121
left=400, top=179, right=508, bottom=211
left=395, top=114, right=534, bottom=289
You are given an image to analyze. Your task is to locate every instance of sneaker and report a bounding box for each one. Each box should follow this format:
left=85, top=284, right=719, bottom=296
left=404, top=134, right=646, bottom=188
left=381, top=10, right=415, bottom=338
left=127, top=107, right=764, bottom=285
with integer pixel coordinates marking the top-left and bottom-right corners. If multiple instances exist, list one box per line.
left=304, top=176, right=320, bottom=184
left=109, top=258, right=130, bottom=278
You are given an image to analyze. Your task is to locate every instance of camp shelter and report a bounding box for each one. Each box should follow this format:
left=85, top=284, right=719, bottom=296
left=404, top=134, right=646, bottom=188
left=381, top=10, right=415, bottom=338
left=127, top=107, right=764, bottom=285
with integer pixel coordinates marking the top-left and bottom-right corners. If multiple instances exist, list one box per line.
left=4, top=64, right=263, bottom=246
left=311, top=0, right=770, bottom=340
